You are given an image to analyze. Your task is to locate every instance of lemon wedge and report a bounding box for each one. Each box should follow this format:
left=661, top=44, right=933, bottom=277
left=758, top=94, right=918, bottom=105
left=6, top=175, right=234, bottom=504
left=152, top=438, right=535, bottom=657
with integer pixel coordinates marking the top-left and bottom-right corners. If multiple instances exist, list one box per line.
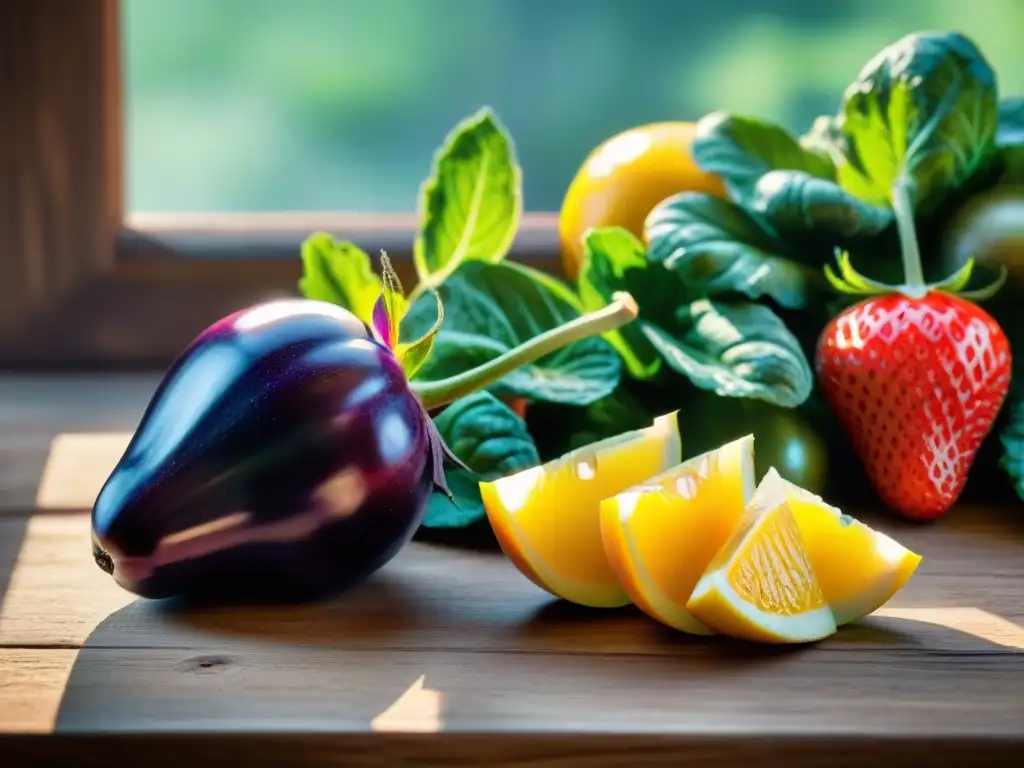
left=599, top=435, right=756, bottom=634
left=686, top=474, right=837, bottom=644
left=480, top=412, right=682, bottom=607
left=760, top=468, right=922, bottom=625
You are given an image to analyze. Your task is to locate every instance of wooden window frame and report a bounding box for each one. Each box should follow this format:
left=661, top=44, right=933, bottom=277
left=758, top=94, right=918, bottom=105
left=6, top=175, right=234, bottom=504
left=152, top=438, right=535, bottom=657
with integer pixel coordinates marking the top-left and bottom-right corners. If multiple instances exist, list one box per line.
left=0, top=0, right=562, bottom=370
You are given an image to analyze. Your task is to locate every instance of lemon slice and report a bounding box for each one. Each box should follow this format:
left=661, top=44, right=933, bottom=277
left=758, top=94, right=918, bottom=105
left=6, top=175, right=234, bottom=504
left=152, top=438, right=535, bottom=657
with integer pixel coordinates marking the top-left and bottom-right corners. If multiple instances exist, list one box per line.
left=686, top=474, right=837, bottom=644
left=599, top=434, right=756, bottom=634
left=480, top=412, right=682, bottom=607
left=759, top=468, right=922, bottom=625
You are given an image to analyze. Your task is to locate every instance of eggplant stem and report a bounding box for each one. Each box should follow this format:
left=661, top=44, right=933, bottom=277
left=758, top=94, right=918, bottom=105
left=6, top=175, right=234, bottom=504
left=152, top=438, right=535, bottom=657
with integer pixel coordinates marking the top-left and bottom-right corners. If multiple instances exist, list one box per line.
left=411, top=292, right=640, bottom=410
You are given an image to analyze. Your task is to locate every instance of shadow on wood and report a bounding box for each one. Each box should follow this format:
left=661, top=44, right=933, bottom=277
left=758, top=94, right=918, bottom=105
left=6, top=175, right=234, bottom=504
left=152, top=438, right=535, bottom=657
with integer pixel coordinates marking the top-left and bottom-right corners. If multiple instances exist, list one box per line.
left=0, top=510, right=1017, bottom=763
left=0, top=516, right=29, bottom=624
left=45, top=580, right=1024, bottom=764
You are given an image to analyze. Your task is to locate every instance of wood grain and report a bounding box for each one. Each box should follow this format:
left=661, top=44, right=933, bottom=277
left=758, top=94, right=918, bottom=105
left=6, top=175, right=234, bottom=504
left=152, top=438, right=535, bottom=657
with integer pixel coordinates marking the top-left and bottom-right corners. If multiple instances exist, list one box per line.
left=1, top=374, right=1023, bottom=764
left=1, top=503, right=1023, bottom=765
left=0, top=649, right=77, bottom=734
left=5, top=733, right=1021, bottom=768
left=0, top=374, right=155, bottom=511
left=0, top=0, right=121, bottom=361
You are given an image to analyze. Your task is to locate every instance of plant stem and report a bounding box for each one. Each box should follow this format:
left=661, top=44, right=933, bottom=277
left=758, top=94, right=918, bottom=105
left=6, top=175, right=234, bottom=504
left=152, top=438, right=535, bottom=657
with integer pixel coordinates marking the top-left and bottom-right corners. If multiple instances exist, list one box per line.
left=892, top=178, right=927, bottom=298
left=411, top=292, right=639, bottom=410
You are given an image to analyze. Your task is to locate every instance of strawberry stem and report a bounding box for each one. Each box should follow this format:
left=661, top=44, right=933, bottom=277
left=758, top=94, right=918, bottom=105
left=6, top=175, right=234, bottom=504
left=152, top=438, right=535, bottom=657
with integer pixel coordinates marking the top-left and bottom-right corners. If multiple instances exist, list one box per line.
left=892, top=179, right=927, bottom=299
left=822, top=181, right=1007, bottom=302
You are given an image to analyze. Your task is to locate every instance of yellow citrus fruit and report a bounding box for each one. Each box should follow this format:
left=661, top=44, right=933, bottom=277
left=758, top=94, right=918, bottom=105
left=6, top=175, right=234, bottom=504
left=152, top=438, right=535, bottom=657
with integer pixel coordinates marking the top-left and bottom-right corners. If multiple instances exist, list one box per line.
left=599, top=435, right=756, bottom=634
left=558, top=121, right=727, bottom=281
left=686, top=476, right=837, bottom=644
left=761, top=468, right=922, bottom=626
left=480, top=412, right=682, bottom=608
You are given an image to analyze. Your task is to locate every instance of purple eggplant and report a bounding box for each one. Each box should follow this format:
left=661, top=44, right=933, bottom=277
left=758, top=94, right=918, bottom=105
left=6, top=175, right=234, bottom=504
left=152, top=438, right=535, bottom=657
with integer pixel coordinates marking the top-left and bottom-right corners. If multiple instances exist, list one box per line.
left=90, top=251, right=639, bottom=603
left=91, top=299, right=448, bottom=601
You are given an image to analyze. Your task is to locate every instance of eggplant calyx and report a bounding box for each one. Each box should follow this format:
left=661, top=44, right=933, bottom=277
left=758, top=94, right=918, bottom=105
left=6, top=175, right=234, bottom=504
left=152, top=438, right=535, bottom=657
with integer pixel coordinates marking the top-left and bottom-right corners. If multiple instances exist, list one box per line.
left=93, top=547, right=114, bottom=575
left=419, top=399, right=470, bottom=503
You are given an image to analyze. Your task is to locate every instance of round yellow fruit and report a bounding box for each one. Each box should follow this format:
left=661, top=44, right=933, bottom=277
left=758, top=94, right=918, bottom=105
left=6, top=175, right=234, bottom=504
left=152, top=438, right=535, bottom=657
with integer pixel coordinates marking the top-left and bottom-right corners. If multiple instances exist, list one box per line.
left=558, top=121, right=727, bottom=281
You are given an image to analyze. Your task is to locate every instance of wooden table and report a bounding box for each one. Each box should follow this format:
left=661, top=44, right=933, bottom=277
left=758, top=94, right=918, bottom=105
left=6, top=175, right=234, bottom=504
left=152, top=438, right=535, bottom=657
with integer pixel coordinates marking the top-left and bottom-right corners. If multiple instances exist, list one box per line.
left=2, top=375, right=1024, bottom=766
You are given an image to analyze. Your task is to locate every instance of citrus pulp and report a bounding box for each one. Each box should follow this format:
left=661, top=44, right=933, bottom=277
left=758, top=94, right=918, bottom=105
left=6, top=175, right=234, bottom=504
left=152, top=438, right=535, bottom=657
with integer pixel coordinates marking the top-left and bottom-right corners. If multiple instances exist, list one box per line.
left=600, top=435, right=756, bottom=634
left=480, top=412, right=682, bottom=607
left=686, top=474, right=837, bottom=643
left=761, top=468, right=922, bottom=625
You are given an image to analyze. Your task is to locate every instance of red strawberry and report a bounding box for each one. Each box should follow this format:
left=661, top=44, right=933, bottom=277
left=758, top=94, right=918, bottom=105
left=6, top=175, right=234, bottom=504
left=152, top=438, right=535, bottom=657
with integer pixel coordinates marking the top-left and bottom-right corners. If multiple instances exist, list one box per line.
left=816, top=282, right=1011, bottom=520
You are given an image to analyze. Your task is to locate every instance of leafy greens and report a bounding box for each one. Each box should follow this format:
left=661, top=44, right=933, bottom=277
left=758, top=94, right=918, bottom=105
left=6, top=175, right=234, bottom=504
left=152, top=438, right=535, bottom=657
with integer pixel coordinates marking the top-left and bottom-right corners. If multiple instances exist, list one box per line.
left=579, top=227, right=812, bottom=408
left=298, top=29, right=1024, bottom=521
left=648, top=30, right=1024, bottom=501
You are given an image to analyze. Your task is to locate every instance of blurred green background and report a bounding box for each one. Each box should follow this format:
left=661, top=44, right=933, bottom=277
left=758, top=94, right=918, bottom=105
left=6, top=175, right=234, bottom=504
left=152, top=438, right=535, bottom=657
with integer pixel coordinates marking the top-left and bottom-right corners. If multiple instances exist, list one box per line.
left=122, top=0, right=1024, bottom=214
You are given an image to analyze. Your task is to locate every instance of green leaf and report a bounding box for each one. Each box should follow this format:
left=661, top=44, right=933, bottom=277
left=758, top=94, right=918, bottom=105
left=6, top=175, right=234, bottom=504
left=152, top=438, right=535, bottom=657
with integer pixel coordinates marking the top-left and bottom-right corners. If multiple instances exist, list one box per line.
left=692, top=112, right=835, bottom=201
left=403, top=260, right=622, bottom=406
left=749, top=170, right=893, bottom=240
left=1000, top=385, right=1024, bottom=503
left=414, top=107, right=523, bottom=287
left=397, top=291, right=443, bottom=380
left=575, top=221, right=812, bottom=408
left=833, top=31, right=999, bottom=215
left=800, top=114, right=848, bottom=163
left=640, top=299, right=813, bottom=409
left=423, top=392, right=539, bottom=529
left=577, top=227, right=670, bottom=379
left=297, top=233, right=381, bottom=323
left=691, top=113, right=892, bottom=240
left=645, top=192, right=821, bottom=310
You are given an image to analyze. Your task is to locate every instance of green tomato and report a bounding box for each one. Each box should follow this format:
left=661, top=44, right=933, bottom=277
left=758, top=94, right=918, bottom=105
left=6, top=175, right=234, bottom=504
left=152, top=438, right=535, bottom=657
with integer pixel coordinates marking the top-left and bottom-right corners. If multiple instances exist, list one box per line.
left=679, top=392, right=829, bottom=496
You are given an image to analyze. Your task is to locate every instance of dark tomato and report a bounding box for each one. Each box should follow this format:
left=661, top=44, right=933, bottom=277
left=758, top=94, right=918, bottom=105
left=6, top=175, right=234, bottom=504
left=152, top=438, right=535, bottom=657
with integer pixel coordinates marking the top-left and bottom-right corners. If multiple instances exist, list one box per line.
left=679, top=392, right=829, bottom=496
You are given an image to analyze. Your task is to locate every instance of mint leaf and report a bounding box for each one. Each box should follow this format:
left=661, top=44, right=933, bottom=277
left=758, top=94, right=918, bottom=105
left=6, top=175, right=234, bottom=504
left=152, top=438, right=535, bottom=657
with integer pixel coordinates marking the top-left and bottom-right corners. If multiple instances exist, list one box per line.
left=298, top=233, right=381, bottom=323
left=646, top=193, right=821, bottom=310
left=414, top=107, right=523, bottom=287
left=423, top=392, right=539, bottom=529
left=403, top=261, right=621, bottom=406
left=833, top=31, right=999, bottom=215
left=693, top=112, right=834, bottom=201
left=641, top=299, right=813, bottom=409
left=577, top=227, right=668, bottom=379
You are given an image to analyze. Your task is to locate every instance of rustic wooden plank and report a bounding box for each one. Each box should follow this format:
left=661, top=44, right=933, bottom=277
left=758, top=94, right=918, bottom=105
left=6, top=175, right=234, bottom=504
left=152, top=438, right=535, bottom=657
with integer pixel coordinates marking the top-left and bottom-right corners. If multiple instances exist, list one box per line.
left=0, top=514, right=134, bottom=648
left=1, top=370, right=1023, bottom=762
left=4, top=732, right=1020, bottom=768
left=0, top=649, right=77, bottom=734
left=121, top=211, right=560, bottom=263
left=41, top=644, right=1024, bottom=734
left=0, top=0, right=122, bottom=368
left=1, top=513, right=1022, bottom=760
left=2, top=512, right=1023, bottom=652
left=0, top=374, right=155, bottom=512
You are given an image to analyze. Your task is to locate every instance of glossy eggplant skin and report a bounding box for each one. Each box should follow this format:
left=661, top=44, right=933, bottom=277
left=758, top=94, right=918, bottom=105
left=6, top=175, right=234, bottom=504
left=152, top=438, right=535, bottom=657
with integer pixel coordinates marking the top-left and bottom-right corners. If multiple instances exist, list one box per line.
left=90, top=299, right=433, bottom=602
